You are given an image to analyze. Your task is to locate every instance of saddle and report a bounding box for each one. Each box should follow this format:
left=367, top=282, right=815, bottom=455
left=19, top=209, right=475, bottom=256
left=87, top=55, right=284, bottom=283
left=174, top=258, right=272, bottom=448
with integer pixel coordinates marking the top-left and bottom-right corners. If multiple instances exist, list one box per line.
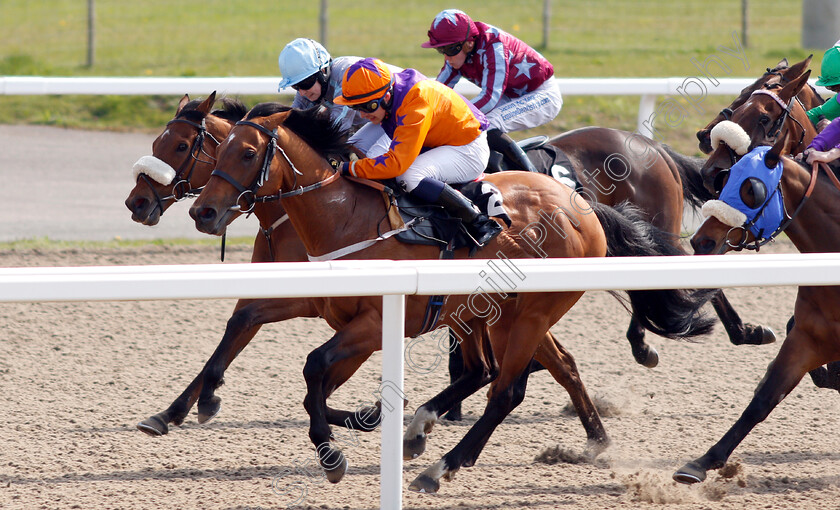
left=392, top=180, right=512, bottom=250
left=486, top=135, right=580, bottom=190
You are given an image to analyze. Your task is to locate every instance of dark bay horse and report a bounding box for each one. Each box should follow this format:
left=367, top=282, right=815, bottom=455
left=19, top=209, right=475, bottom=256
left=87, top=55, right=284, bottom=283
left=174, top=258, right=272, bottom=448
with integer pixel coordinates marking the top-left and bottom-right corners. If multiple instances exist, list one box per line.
left=676, top=134, right=840, bottom=484
left=542, top=127, right=772, bottom=365
left=696, top=56, right=818, bottom=155
left=189, top=104, right=715, bottom=491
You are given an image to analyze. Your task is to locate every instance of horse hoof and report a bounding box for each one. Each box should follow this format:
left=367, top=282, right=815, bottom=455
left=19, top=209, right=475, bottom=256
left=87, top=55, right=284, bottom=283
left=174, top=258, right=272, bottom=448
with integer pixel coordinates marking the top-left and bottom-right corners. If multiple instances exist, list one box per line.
left=408, top=474, right=440, bottom=494
left=197, top=396, right=221, bottom=424
left=758, top=326, right=777, bottom=344
left=584, top=437, right=610, bottom=460
left=324, top=455, right=348, bottom=484
left=641, top=346, right=659, bottom=368
left=403, top=434, right=427, bottom=460
left=673, top=461, right=707, bottom=484
left=136, top=414, right=169, bottom=436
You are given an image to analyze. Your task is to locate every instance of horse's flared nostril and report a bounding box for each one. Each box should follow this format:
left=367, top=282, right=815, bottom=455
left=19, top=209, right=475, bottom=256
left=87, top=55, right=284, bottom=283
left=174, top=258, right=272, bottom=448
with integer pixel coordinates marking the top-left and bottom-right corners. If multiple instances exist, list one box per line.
left=691, top=237, right=717, bottom=255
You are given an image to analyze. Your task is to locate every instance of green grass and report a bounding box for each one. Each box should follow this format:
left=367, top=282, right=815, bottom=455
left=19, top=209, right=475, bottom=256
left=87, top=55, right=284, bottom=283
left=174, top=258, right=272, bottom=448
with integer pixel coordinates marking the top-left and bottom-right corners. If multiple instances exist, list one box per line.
left=0, top=0, right=817, bottom=154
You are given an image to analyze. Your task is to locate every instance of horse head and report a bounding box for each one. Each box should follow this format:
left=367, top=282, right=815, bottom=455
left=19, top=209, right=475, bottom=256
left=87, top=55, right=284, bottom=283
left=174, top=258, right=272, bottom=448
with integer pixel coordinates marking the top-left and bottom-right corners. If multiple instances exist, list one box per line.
left=125, top=92, right=247, bottom=225
left=696, top=56, right=814, bottom=154
left=691, top=132, right=791, bottom=255
left=700, top=70, right=815, bottom=196
left=190, top=104, right=348, bottom=236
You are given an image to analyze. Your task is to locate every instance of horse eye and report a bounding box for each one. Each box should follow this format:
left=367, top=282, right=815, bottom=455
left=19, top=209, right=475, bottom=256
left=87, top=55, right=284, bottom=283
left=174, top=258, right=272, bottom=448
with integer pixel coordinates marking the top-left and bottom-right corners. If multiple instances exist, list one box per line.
left=243, top=149, right=257, bottom=161
left=740, top=177, right=767, bottom=209
left=176, top=142, right=189, bottom=152
left=758, top=114, right=771, bottom=125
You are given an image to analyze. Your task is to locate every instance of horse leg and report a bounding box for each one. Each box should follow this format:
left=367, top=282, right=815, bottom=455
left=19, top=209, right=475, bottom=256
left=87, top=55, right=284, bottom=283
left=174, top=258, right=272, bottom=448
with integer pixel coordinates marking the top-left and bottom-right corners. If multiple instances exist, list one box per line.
left=712, top=289, right=776, bottom=345
left=404, top=323, right=498, bottom=461
left=410, top=295, right=579, bottom=493
left=302, top=309, right=381, bottom=483
left=626, top=317, right=659, bottom=368
left=532, top=331, right=609, bottom=456
left=442, top=329, right=465, bottom=421
left=673, top=327, right=823, bottom=484
left=136, top=297, right=316, bottom=436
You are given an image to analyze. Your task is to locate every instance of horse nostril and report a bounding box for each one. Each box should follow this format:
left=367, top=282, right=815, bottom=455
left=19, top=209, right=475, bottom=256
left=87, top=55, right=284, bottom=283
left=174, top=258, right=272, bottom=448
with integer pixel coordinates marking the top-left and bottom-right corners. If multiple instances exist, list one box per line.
left=190, top=206, right=216, bottom=223
left=692, top=238, right=715, bottom=255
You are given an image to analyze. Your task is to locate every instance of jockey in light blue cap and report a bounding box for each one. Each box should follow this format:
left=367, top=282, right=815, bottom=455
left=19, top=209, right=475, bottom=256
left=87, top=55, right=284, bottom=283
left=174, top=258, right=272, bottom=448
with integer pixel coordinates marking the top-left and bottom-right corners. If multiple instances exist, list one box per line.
left=277, top=38, right=367, bottom=134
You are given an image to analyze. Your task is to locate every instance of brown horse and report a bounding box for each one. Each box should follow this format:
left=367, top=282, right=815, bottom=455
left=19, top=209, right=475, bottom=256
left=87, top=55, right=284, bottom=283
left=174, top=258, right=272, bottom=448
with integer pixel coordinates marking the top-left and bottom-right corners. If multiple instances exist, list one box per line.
left=695, top=56, right=818, bottom=154
left=126, top=94, right=327, bottom=435
left=542, top=127, right=773, bottom=365
left=126, top=92, right=245, bottom=225
left=693, top=68, right=840, bottom=392
left=675, top=132, right=840, bottom=484
left=127, top=94, right=595, bottom=436
left=700, top=70, right=819, bottom=195
left=189, top=104, right=714, bottom=491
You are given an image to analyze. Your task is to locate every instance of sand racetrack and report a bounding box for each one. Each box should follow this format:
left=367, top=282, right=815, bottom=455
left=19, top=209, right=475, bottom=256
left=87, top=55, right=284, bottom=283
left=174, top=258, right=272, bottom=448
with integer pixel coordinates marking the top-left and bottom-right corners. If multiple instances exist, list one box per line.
left=1, top=239, right=839, bottom=510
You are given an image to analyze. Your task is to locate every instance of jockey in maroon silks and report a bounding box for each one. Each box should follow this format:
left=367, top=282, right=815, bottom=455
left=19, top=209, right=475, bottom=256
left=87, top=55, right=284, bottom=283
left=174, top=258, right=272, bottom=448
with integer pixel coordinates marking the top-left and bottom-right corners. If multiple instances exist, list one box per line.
left=422, top=9, right=563, bottom=174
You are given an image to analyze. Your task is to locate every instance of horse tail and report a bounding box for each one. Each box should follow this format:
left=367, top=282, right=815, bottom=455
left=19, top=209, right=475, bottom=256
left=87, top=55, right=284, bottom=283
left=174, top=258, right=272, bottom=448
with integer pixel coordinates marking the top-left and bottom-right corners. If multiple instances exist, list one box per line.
left=592, top=201, right=716, bottom=340
left=658, top=144, right=714, bottom=210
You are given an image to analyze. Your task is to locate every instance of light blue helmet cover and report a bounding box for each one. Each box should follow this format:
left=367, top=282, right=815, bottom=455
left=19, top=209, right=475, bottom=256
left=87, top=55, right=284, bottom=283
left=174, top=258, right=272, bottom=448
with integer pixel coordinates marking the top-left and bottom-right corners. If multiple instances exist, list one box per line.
left=278, top=38, right=331, bottom=90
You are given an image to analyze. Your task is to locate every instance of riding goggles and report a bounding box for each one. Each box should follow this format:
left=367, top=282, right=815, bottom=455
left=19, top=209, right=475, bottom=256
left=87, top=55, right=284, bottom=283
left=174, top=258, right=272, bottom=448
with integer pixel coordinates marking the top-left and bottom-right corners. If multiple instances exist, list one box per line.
left=291, top=73, right=319, bottom=91
left=436, top=41, right=465, bottom=57
left=349, top=96, right=386, bottom=114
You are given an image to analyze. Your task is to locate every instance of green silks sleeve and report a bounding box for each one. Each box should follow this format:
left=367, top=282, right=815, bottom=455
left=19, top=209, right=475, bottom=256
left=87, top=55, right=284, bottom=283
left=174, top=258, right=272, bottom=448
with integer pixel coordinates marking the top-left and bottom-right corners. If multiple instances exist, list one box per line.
left=807, top=93, right=840, bottom=125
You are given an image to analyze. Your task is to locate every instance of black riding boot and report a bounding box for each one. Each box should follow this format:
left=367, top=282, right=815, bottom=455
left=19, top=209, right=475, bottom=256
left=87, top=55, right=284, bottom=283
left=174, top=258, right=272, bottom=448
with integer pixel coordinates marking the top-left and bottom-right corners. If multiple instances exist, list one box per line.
left=487, top=128, right=538, bottom=173
left=436, top=184, right=503, bottom=247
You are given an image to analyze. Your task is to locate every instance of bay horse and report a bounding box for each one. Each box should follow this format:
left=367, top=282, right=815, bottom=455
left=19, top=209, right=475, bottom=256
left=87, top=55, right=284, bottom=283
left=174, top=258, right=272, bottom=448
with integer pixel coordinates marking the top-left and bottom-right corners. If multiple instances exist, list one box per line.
left=700, top=70, right=819, bottom=195
left=126, top=92, right=246, bottom=225
left=541, top=127, right=772, bottom=366
left=127, top=96, right=612, bottom=444
left=695, top=56, right=818, bottom=154
left=694, top=68, right=840, bottom=392
left=189, top=103, right=715, bottom=491
left=675, top=132, right=840, bottom=484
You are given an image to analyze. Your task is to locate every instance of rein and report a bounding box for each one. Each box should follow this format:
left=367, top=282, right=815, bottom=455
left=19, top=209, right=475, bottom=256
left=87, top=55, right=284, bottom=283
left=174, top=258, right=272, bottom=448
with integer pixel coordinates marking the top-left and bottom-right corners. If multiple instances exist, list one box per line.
left=727, top=161, right=840, bottom=251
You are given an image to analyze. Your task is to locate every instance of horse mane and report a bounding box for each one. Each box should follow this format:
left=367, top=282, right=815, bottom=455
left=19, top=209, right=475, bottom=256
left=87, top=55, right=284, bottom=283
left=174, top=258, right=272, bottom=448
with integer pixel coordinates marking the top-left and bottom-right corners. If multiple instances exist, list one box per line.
left=247, top=102, right=350, bottom=156
left=176, top=96, right=249, bottom=123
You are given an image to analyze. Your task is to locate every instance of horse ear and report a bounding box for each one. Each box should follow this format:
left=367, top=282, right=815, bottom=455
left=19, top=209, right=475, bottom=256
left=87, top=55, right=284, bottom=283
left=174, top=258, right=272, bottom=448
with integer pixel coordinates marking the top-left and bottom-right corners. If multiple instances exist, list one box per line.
left=176, top=94, right=190, bottom=114
left=778, top=69, right=811, bottom=103
left=196, top=91, right=217, bottom=115
left=785, top=55, right=812, bottom=78
left=775, top=57, right=789, bottom=69
left=764, top=130, right=788, bottom=169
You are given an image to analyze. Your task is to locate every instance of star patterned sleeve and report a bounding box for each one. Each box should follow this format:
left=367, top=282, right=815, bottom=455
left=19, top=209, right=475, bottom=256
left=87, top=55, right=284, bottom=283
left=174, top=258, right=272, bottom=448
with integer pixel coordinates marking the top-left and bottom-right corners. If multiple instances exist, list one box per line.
left=345, top=96, right=433, bottom=180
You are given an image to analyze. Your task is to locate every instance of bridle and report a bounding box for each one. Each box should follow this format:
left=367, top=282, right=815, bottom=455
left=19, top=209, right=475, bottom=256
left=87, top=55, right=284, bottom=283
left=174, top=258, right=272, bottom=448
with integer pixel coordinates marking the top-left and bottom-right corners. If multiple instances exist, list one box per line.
left=210, top=120, right=341, bottom=215
left=718, top=88, right=809, bottom=170
left=139, top=117, right=222, bottom=213
left=208, top=119, right=341, bottom=262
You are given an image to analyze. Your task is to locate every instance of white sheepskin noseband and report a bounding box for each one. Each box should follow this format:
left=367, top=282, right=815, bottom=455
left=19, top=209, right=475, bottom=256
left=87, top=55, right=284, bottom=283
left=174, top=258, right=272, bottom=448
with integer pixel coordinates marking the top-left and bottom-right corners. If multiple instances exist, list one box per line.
left=701, top=199, right=747, bottom=228
left=132, top=155, right=176, bottom=186
left=710, top=120, right=751, bottom=156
